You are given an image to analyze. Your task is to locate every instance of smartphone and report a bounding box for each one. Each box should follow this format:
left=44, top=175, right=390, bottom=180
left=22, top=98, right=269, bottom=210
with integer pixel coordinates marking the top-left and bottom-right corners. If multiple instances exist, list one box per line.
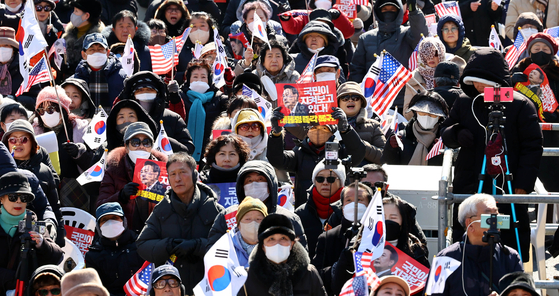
left=325, top=142, right=339, bottom=160
left=484, top=87, right=514, bottom=102
left=480, top=214, right=510, bottom=229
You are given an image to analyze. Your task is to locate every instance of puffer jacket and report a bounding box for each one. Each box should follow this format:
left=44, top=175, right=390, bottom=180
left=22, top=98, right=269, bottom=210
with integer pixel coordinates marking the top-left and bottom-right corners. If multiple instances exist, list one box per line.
left=102, top=21, right=152, bottom=71
left=291, top=21, right=343, bottom=74
left=97, top=147, right=169, bottom=233
left=62, top=21, right=105, bottom=77
left=436, top=15, right=476, bottom=63
left=254, top=54, right=301, bottom=84
left=206, top=161, right=308, bottom=249
left=73, top=54, right=127, bottom=107
left=351, top=108, right=385, bottom=164
left=85, top=228, right=144, bottom=296
left=505, top=0, right=559, bottom=40
left=267, top=127, right=366, bottom=208
left=136, top=183, right=224, bottom=294
left=238, top=241, right=327, bottom=296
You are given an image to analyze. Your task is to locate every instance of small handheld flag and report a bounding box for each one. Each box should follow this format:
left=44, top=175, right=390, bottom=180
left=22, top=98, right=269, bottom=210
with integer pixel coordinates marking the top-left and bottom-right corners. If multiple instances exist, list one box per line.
left=124, top=261, right=154, bottom=296
left=297, top=52, right=318, bottom=83
left=82, top=107, right=108, bottom=150
left=357, top=189, right=385, bottom=260
left=154, top=120, right=174, bottom=156
left=121, top=35, right=135, bottom=77
left=77, top=149, right=107, bottom=185
left=424, top=256, right=461, bottom=295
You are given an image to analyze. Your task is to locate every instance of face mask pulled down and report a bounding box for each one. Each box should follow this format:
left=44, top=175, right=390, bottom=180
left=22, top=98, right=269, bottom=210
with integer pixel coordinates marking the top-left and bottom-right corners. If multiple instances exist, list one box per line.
left=244, top=182, right=269, bottom=201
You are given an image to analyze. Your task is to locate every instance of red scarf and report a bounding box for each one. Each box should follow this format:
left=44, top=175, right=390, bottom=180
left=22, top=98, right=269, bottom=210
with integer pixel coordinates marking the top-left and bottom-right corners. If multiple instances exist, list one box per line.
left=312, top=186, right=342, bottom=219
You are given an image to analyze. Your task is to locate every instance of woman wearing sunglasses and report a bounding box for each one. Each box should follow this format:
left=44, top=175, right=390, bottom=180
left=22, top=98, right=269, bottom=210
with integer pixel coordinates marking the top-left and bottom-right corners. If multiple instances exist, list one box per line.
left=28, top=264, right=65, bottom=296
left=231, top=108, right=268, bottom=161
left=33, top=86, right=92, bottom=207
left=1, top=119, right=63, bottom=223
left=98, top=122, right=169, bottom=233
left=294, top=159, right=344, bottom=260
left=34, top=0, right=64, bottom=48
left=0, top=171, right=64, bottom=296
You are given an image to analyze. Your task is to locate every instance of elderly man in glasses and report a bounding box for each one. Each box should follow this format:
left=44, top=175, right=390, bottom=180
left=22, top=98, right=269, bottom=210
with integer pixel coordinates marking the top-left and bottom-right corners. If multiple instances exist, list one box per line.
left=98, top=122, right=169, bottom=233
left=150, top=265, right=184, bottom=296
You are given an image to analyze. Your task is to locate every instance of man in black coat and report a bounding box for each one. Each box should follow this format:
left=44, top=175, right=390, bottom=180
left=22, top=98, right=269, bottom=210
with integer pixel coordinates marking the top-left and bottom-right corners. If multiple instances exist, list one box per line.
left=441, top=47, right=543, bottom=261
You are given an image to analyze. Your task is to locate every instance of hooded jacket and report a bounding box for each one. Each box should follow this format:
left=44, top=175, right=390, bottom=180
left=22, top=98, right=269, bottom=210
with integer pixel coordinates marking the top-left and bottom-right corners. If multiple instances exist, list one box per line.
left=136, top=183, right=224, bottom=294
left=154, top=0, right=190, bottom=37
left=118, top=71, right=195, bottom=153
left=106, top=100, right=158, bottom=151
left=206, top=161, right=308, bottom=249
left=102, top=21, right=152, bottom=71
left=98, top=0, right=138, bottom=26
left=505, top=0, right=558, bottom=40
left=351, top=108, right=385, bottom=164
left=145, top=0, right=220, bottom=28
left=62, top=21, right=106, bottom=77
left=221, top=0, right=284, bottom=37
left=436, top=14, right=476, bottom=63
left=62, top=77, right=96, bottom=119
left=441, top=48, right=542, bottom=260
left=349, top=0, right=427, bottom=107
left=73, top=53, right=128, bottom=107
left=267, top=127, right=366, bottom=208
left=291, top=21, right=343, bottom=74
left=26, top=265, right=65, bottom=296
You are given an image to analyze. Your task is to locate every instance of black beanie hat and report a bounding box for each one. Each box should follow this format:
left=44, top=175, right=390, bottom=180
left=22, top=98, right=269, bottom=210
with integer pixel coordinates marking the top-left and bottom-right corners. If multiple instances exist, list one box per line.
left=257, top=213, right=296, bottom=243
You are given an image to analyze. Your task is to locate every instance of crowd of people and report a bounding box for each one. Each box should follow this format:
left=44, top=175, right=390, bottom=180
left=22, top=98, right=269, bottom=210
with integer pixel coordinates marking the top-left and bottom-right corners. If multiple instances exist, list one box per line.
left=0, top=0, right=557, bottom=294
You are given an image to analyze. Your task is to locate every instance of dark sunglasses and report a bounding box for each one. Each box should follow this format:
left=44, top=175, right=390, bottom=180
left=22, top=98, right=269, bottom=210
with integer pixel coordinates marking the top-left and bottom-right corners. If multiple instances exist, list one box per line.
left=7, top=193, right=33, bottom=203
left=37, top=288, right=61, bottom=296
left=128, top=138, right=153, bottom=148
left=36, top=105, right=60, bottom=116
left=35, top=5, right=53, bottom=11
left=238, top=122, right=261, bottom=132
left=153, top=278, right=180, bottom=289
left=340, top=95, right=362, bottom=102
left=315, top=176, right=339, bottom=184
left=8, top=136, right=29, bottom=145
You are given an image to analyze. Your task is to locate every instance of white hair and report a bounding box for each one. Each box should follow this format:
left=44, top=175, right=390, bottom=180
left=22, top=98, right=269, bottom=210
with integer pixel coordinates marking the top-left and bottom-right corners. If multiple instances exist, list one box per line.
left=457, top=193, right=496, bottom=228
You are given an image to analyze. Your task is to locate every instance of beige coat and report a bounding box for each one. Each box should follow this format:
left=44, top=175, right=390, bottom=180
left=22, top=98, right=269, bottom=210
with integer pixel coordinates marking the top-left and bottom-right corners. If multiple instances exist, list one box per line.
left=404, top=70, right=427, bottom=120
left=505, top=0, right=559, bottom=40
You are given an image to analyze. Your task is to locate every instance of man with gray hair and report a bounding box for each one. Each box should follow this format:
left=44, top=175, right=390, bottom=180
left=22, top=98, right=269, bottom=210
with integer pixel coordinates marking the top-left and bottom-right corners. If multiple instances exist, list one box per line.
left=425, top=194, right=523, bottom=296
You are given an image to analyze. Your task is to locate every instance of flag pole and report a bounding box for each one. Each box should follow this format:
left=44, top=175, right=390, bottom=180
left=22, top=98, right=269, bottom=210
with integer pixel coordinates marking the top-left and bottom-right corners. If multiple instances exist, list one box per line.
left=171, top=37, right=176, bottom=79
left=43, top=48, right=70, bottom=142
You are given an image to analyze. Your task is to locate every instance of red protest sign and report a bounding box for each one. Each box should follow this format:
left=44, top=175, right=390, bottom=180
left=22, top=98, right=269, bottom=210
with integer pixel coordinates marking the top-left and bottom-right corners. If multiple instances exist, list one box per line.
left=228, top=32, right=250, bottom=60
left=371, top=242, right=429, bottom=295
left=277, top=81, right=338, bottom=127
left=65, top=226, right=95, bottom=256
left=514, top=63, right=558, bottom=122
left=132, top=158, right=170, bottom=203
left=335, top=1, right=355, bottom=19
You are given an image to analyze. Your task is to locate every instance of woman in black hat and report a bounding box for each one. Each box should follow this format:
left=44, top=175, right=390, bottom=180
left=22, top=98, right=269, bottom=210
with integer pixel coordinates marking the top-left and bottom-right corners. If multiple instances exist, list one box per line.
left=0, top=171, right=64, bottom=295
left=238, top=213, right=327, bottom=296
left=498, top=272, right=539, bottom=296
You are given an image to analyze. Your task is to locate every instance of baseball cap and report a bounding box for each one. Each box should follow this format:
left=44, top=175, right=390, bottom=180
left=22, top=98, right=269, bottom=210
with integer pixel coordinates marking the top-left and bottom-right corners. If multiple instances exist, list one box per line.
left=151, top=265, right=182, bottom=284
left=95, top=202, right=124, bottom=221
left=83, top=33, right=108, bottom=50
left=123, top=122, right=154, bottom=142
left=314, top=55, right=340, bottom=70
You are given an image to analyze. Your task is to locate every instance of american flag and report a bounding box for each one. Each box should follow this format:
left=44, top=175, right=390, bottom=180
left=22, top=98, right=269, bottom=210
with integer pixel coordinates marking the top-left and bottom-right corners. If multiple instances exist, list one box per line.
left=425, top=137, right=445, bottom=161
left=408, top=36, right=423, bottom=71
left=340, top=252, right=380, bottom=296
left=124, top=261, right=153, bottom=296
left=504, top=31, right=526, bottom=69
left=370, top=52, right=412, bottom=117
left=544, top=26, right=559, bottom=38
left=149, top=27, right=191, bottom=75
left=435, top=1, right=461, bottom=19
left=296, top=52, right=318, bottom=83
left=16, top=56, right=50, bottom=96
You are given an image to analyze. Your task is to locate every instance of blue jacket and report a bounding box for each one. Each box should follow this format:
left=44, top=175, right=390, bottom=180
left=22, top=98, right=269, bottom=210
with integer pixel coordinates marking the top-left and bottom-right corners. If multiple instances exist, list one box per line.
left=231, top=229, right=251, bottom=268
left=73, top=54, right=127, bottom=107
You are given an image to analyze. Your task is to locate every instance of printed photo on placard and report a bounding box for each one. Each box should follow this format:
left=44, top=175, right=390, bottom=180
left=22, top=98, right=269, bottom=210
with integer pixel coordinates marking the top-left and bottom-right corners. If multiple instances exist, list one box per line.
left=132, top=159, right=170, bottom=203
left=514, top=63, right=558, bottom=122
left=207, top=182, right=238, bottom=209
left=276, top=81, right=338, bottom=127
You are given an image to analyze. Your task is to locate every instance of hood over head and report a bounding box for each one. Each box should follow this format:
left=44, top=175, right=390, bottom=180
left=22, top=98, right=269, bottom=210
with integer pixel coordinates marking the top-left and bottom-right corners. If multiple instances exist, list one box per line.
left=374, top=0, right=404, bottom=33
left=106, top=99, right=158, bottom=151
left=437, top=14, right=465, bottom=53
left=460, top=47, right=511, bottom=98
left=235, top=160, right=278, bottom=213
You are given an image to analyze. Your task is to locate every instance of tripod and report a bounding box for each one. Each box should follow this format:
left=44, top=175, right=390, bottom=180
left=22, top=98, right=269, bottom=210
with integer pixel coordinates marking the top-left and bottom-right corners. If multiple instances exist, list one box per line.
left=477, top=85, right=523, bottom=262
left=482, top=214, right=502, bottom=294
left=15, top=211, right=38, bottom=296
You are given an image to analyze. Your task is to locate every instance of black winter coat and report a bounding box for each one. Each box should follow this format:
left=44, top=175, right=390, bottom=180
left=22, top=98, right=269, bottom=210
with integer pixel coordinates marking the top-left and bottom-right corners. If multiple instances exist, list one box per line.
left=85, top=229, right=144, bottom=296
left=267, top=128, right=366, bottom=208
left=136, top=183, right=224, bottom=294
left=433, top=85, right=464, bottom=109
left=459, top=0, right=502, bottom=46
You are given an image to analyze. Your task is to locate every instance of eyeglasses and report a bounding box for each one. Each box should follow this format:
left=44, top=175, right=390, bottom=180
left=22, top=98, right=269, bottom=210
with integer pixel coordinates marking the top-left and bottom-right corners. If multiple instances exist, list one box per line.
left=153, top=278, right=180, bottom=289
left=7, top=193, right=33, bottom=203
left=315, top=176, right=339, bottom=184
left=442, top=27, right=458, bottom=33
left=36, top=105, right=60, bottom=116
left=238, top=122, right=261, bottom=132
left=151, top=29, right=166, bottom=35
left=37, top=288, right=61, bottom=296
left=8, top=136, right=29, bottom=145
left=166, top=7, right=180, bottom=13
left=128, top=138, right=153, bottom=148
left=35, top=5, right=53, bottom=11
left=340, top=95, right=362, bottom=102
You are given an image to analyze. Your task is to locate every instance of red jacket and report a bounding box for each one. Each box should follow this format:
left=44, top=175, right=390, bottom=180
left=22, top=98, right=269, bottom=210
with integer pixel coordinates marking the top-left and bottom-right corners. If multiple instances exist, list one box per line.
left=279, top=7, right=355, bottom=39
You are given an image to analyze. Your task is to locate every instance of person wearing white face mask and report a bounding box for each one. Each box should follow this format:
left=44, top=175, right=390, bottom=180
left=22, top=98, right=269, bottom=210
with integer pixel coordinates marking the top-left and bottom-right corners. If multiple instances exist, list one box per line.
left=231, top=197, right=268, bottom=267
left=238, top=213, right=327, bottom=296
left=292, top=21, right=341, bottom=74
left=0, top=27, right=24, bottom=98
left=74, top=32, right=127, bottom=109
left=98, top=122, right=169, bottom=233
left=85, top=202, right=145, bottom=295
left=313, top=55, right=341, bottom=85
left=382, top=90, right=449, bottom=166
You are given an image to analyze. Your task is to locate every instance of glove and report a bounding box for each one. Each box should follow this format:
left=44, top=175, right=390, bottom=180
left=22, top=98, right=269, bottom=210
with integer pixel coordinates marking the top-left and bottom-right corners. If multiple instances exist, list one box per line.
left=278, top=3, right=290, bottom=13
left=337, top=248, right=355, bottom=273
left=329, top=9, right=341, bottom=19
left=119, top=182, right=139, bottom=203
left=271, top=107, right=284, bottom=134
left=389, top=134, right=401, bottom=148
left=168, top=80, right=180, bottom=93
left=172, top=239, right=198, bottom=257
left=407, top=0, right=417, bottom=11
left=331, top=107, right=349, bottom=133
left=457, top=128, right=474, bottom=148
left=224, top=68, right=235, bottom=89
left=280, top=13, right=291, bottom=21
left=62, top=142, right=79, bottom=158
left=511, top=72, right=528, bottom=85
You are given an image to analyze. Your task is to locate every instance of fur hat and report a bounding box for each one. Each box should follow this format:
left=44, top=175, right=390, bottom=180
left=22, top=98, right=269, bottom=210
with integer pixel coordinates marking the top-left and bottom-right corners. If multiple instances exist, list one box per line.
left=312, top=158, right=346, bottom=185
left=35, top=86, right=72, bottom=115
left=526, top=32, right=559, bottom=55
left=61, top=269, right=109, bottom=296
left=258, top=213, right=296, bottom=243
left=70, top=0, right=102, bottom=21
left=236, top=196, right=268, bottom=222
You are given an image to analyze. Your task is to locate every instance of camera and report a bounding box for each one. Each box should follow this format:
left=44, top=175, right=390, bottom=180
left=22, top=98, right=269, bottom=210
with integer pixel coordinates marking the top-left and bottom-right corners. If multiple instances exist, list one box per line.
left=18, top=217, right=47, bottom=235
left=325, top=142, right=339, bottom=169
left=480, top=214, right=510, bottom=229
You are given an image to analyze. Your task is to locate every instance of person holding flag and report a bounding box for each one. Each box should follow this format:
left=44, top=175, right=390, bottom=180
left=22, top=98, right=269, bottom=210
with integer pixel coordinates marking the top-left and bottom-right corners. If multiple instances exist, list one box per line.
left=0, top=27, right=24, bottom=98
left=503, top=12, right=543, bottom=62
left=382, top=91, right=449, bottom=166
left=34, top=0, right=64, bottom=48
left=84, top=202, right=144, bottom=296
left=149, top=265, right=185, bottom=296
left=230, top=196, right=268, bottom=267
left=238, top=213, right=327, bottom=296
left=62, top=77, right=96, bottom=119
